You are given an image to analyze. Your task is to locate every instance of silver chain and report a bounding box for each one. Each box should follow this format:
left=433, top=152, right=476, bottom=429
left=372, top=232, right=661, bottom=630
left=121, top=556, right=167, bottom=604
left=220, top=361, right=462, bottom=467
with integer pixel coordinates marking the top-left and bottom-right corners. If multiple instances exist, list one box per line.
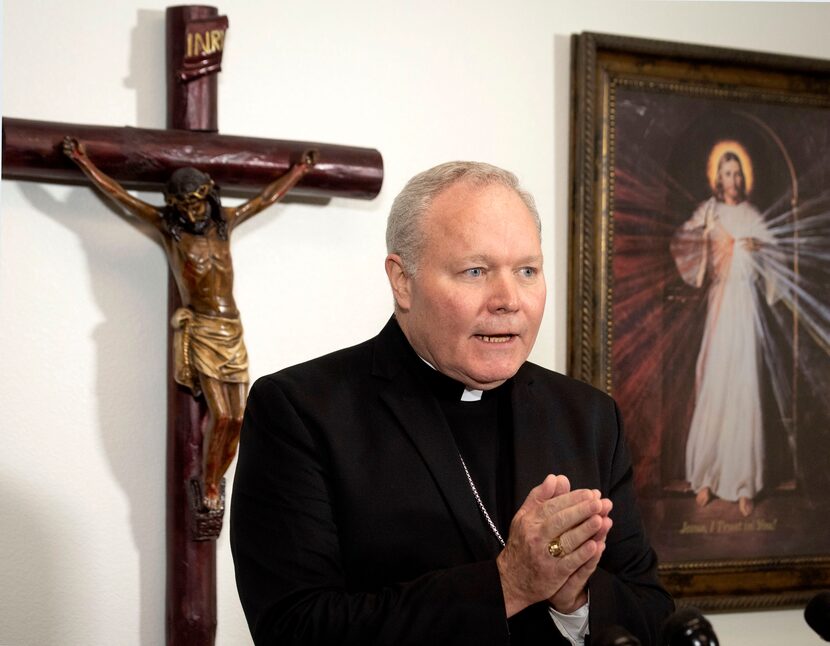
left=458, top=454, right=505, bottom=547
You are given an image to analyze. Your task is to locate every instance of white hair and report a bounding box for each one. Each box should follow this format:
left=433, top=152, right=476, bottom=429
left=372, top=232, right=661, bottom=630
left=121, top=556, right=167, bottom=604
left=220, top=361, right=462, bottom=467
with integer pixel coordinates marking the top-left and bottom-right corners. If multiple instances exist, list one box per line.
left=386, top=161, right=540, bottom=276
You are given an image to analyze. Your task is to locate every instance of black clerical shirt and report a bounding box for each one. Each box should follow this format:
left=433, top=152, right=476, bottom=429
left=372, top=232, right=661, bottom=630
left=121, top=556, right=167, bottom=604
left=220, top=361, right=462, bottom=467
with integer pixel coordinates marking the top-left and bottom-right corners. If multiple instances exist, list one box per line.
left=404, top=338, right=515, bottom=552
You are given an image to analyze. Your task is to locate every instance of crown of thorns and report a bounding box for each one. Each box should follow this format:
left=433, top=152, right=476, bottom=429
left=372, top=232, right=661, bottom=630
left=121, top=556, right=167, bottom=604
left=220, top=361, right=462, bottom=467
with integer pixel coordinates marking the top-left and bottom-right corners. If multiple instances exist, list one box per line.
left=165, top=167, right=214, bottom=198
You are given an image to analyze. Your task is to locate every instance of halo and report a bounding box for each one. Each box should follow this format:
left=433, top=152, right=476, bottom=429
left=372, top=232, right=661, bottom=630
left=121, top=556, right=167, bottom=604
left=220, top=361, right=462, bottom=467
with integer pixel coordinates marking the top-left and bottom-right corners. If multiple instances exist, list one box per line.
left=707, top=140, right=754, bottom=195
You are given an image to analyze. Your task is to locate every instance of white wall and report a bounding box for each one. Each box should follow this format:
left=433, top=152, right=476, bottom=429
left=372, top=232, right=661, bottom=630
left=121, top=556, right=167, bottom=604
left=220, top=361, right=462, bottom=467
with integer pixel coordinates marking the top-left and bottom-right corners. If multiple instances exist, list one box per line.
left=2, top=1, right=827, bottom=644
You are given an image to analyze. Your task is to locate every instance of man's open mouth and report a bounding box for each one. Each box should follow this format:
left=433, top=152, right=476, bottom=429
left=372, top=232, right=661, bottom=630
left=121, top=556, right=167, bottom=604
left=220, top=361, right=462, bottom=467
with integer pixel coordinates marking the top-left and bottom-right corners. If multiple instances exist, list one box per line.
left=475, top=334, right=515, bottom=344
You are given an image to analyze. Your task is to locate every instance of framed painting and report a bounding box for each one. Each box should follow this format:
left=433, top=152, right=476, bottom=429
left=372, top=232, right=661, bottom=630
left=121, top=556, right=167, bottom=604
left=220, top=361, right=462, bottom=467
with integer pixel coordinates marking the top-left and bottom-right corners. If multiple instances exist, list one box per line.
left=568, top=32, right=830, bottom=610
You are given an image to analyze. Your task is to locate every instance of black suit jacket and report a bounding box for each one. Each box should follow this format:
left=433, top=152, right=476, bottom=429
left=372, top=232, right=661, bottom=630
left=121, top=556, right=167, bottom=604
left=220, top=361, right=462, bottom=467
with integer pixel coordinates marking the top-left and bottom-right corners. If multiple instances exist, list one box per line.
left=231, top=318, right=672, bottom=645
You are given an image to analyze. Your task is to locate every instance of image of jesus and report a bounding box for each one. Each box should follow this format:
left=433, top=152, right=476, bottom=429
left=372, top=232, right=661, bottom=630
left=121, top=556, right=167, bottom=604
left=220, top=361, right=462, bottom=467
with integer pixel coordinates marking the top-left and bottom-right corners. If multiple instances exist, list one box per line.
left=671, top=145, right=778, bottom=517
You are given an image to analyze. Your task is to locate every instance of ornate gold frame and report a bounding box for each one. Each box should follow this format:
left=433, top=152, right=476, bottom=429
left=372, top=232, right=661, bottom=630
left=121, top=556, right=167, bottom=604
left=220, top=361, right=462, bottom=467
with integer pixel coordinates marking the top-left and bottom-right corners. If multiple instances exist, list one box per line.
left=567, top=32, right=830, bottom=610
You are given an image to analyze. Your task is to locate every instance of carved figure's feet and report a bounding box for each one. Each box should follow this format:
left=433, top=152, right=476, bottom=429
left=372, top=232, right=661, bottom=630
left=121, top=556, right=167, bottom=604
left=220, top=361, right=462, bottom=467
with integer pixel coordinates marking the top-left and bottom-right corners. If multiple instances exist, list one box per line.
left=203, top=484, right=222, bottom=511
left=738, top=496, right=754, bottom=517
left=695, top=487, right=713, bottom=507
left=188, top=479, right=226, bottom=541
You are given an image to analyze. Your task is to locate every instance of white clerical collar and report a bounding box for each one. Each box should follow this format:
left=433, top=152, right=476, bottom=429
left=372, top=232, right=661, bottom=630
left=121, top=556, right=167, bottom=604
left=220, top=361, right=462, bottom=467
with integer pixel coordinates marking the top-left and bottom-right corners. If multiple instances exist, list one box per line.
left=460, top=388, right=483, bottom=402
left=418, top=356, right=483, bottom=402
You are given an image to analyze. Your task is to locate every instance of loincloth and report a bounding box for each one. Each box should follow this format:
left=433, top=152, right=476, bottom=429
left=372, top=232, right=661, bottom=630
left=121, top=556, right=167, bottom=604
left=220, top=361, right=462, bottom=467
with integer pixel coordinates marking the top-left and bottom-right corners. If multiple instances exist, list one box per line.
left=171, top=307, right=249, bottom=395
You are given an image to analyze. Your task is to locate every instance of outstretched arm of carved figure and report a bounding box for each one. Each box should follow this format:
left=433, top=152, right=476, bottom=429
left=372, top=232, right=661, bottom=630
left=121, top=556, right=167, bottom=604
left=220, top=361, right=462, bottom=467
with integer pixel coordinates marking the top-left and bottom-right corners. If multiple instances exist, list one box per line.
left=229, top=150, right=318, bottom=228
left=63, top=137, right=159, bottom=224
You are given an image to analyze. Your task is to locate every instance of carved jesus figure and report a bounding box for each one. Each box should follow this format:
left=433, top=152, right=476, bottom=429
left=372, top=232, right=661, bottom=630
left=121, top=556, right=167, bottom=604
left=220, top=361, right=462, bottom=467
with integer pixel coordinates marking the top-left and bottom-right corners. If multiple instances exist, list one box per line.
left=64, top=136, right=316, bottom=510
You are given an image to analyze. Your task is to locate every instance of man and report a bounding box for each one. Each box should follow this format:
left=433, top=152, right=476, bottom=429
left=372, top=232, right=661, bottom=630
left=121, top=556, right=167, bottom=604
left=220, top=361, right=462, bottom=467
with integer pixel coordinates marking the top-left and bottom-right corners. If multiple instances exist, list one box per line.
left=63, top=137, right=316, bottom=511
left=231, top=161, right=673, bottom=644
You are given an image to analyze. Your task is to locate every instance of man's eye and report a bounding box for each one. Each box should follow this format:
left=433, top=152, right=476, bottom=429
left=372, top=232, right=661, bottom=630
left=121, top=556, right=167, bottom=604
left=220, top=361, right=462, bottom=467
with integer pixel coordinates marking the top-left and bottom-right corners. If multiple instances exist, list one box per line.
left=465, top=268, right=483, bottom=278
left=519, top=267, right=537, bottom=278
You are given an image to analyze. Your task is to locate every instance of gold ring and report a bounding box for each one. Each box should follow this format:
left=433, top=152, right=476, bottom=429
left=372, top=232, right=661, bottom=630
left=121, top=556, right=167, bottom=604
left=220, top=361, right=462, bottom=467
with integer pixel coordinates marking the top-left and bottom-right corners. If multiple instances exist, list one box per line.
left=547, top=537, right=564, bottom=558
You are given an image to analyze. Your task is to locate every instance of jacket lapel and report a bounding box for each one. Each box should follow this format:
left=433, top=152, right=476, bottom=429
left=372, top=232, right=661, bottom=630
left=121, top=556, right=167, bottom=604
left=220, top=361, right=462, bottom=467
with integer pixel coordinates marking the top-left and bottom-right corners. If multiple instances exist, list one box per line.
left=511, top=365, right=559, bottom=511
left=372, top=318, right=496, bottom=561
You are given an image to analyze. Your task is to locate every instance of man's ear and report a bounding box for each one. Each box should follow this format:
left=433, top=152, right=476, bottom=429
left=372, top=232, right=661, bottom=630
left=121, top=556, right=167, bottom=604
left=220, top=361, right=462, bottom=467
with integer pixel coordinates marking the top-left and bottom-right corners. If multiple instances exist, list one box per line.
left=385, top=254, right=412, bottom=311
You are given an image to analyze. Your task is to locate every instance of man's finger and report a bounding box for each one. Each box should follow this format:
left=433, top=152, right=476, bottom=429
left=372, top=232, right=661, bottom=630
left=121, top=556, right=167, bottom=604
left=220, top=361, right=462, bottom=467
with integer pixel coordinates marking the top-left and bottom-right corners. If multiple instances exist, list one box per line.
left=556, top=512, right=605, bottom=555
left=550, top=536, right=602, bottom=577
left=550, top=542, right=606, bottom=613
left=525, top=474, right=571, bottom=505
left=540, top=488, right=600, bottom=519
left=543, top=493, right=603, bottom=535
left=591, top=516, right=613, bottom=545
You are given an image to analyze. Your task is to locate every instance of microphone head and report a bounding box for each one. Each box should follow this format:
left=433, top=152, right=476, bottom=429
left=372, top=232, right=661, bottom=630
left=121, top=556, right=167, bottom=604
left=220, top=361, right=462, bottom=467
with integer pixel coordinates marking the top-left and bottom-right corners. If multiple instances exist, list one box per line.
left=805, top=591, right=830, bottom=641
left=592, top=624, right=642, bottom=646
left=660, top=606, right=719, bottom=646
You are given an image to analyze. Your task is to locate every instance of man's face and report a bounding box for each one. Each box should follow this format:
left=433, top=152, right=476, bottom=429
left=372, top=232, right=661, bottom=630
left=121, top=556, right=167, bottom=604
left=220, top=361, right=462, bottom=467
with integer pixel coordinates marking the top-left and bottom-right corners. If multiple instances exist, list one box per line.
left=166, top=182, right=212, bottom=224
left=388, top=181, right=546, bottom=390
left=719, top=159, right=743, bottom=204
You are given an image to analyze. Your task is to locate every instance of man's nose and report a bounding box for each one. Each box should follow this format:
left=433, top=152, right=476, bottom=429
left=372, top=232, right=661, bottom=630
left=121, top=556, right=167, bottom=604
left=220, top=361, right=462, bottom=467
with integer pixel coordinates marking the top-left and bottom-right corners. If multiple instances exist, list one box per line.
left=488, top=272, right=520, bottom=313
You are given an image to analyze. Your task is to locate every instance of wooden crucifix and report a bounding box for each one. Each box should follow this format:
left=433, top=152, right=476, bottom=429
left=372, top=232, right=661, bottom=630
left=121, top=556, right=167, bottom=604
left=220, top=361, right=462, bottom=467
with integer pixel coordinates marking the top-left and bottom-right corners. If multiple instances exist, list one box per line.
left=1, top=6, right=383, bottom=646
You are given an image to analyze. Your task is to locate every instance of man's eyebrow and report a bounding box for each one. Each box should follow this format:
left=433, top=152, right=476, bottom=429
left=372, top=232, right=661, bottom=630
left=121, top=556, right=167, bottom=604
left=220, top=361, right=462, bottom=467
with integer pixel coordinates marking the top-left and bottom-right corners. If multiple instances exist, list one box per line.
left=455, top=254, right=544, bottom=265
left=509, top=254, right=545, bottom=266
left=456, top=254, right=490, bottom=264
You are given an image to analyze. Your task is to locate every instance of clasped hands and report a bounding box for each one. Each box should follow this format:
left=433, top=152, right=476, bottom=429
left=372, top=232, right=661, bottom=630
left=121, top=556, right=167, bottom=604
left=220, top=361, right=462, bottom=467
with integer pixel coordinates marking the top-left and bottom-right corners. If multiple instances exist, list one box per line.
left=497, top=474, right=612, bottom=617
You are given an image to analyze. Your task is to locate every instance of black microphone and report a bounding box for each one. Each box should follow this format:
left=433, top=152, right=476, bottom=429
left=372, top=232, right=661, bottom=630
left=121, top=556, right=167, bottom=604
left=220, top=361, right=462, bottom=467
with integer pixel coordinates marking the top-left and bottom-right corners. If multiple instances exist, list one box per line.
left=659, top=607, right=719, bottom=646
left=805, top=591, right=830, bottom=641
left=592, top=624, right=642, bottom=645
